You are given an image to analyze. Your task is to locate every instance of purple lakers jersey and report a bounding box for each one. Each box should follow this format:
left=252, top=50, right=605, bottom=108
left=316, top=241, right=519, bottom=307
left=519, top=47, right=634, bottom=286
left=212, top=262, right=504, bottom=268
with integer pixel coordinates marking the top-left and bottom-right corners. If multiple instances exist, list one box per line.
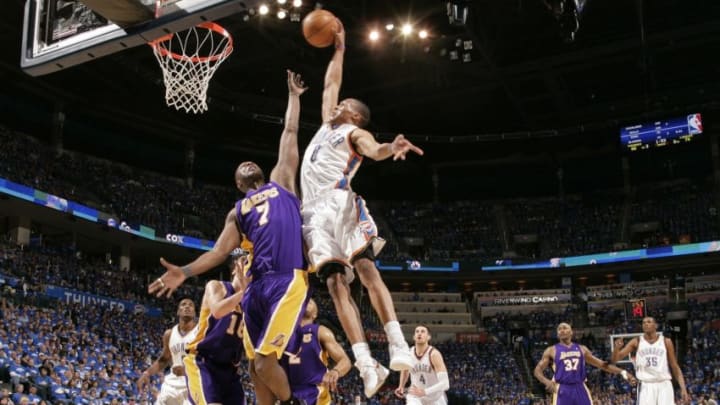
left=553, top=343, right=586, bottom=384
left=235, top=181, right=306, bottom=278
left=288, top=323, right=328, bottom=387
left=187, top=281, right=243, bottom=365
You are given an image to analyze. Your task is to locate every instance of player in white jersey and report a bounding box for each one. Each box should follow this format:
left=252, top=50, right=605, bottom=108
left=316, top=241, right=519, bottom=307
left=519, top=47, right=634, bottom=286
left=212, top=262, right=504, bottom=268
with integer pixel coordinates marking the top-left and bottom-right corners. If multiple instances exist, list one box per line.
left=394, top=326, right=449, bottom=405
left=137, top=298, right=198, bottom=405
left=299, top=20, right=423, bottom=399
left=612, top=317, right=690, bottom=405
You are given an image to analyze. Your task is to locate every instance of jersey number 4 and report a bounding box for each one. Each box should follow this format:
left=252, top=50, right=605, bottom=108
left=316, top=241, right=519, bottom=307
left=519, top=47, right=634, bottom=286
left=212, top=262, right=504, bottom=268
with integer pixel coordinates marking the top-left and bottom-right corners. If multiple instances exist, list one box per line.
left=563, top=358, right=579, bottom=371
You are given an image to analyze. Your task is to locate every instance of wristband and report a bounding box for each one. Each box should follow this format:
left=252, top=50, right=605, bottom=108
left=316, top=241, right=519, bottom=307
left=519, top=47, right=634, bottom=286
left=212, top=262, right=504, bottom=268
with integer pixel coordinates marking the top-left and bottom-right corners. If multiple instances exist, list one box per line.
left=181, top=265, right=193, bottom=278
left=621, top=370, right=628, bottom=380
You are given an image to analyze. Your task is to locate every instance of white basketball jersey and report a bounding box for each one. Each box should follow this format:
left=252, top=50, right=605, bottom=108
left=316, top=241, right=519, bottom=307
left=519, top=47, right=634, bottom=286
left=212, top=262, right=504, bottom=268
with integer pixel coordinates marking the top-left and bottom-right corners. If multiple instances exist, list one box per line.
left=164, top=324, right=197, bottom=388
left=301, top=123, right=362, bottom=202
left=635, top=335, right=672, bottom=383
left=410, top=346, right=444, bottom=402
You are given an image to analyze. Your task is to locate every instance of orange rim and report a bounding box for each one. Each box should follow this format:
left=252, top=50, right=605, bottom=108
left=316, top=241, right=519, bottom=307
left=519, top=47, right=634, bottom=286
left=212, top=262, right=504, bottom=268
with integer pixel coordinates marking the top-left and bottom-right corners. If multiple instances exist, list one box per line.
left=148, top=22, right=233, bottom=63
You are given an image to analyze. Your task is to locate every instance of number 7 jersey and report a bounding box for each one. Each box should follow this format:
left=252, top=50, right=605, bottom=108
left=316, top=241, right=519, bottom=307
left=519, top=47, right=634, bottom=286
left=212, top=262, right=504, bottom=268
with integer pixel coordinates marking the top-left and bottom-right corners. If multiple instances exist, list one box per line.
left=235, top=181, right=307, bottom=278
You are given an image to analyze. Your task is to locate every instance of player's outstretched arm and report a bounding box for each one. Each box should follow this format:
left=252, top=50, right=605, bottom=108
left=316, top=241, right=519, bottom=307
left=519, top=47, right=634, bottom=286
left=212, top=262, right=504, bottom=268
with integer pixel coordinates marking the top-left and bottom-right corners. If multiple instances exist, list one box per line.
left=321, top=20, right=344, bottom=123
left=351, top=130, right=424, bottom=162
left=533, top=346, right=558, bottom=393
left=137, top=328, right=172, bottom=392
left=582, top=345, right=636, bottom=384
left=318, top=325, right=351, bottom=392
left=149, top=209, right=241, bottom=298
left=270, top=70, right=308, bottom=195
left=611, top=337, right=638, bottom=364
left=665, top=338, right=690, bottom=403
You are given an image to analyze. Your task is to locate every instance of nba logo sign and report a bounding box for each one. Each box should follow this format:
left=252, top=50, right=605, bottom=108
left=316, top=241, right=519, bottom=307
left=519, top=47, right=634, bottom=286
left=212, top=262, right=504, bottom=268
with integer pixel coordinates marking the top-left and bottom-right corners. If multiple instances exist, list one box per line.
left=687, top=113, right=703, bottom=135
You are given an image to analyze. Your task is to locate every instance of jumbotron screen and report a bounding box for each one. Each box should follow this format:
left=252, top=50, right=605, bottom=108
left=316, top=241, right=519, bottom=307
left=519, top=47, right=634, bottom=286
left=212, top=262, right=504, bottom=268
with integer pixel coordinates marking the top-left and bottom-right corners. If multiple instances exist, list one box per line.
left=620, top=113, right=703, bottom=152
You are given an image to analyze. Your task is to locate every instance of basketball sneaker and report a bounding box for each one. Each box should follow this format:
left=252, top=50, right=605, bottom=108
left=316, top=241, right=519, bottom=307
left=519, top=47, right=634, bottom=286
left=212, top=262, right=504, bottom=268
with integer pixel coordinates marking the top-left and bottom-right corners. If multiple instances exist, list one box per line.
left=357, top=359, right=389, bottom=398
left=389, top=342, right=413, bottom=371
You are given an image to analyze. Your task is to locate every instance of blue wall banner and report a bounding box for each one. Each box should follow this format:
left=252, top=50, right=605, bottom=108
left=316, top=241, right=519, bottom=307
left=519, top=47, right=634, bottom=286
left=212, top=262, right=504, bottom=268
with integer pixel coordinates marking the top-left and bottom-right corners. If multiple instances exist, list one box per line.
left=44, top=286, right=162, bottom=317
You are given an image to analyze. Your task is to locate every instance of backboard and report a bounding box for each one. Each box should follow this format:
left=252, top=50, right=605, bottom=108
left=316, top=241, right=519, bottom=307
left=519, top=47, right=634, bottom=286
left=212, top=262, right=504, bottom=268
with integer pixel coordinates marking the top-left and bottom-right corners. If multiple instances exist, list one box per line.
left=21, top=0, right=257, bottom=76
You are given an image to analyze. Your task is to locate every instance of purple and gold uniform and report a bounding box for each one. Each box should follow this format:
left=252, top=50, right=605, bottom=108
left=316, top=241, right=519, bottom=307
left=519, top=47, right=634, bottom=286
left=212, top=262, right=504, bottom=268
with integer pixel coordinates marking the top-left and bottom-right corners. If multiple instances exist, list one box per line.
left=184, top=281, right=245, bottom=405
left=237, top=181, right=309, bottom=360
left=286, top=323, right=331, bottom=405
left=552, top=343, right=593, bottom=405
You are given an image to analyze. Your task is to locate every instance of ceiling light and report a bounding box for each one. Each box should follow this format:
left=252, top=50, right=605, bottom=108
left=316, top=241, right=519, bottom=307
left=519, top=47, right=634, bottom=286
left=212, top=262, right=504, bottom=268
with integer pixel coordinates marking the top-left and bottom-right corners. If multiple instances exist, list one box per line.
left=258, top=4, right=269, bottom=15
left=293, top=0, right=302, bottom=7
left=277, top=9, right=287, bottom=19
left=385, top=23, right=394, bottom=31
left=418, top=30, right=428, bottom=39
left=277, top=0, right=286, bottom=4
left=401, top=24, right=412, bottom=36
left=369, top=30, right=380, bottom=41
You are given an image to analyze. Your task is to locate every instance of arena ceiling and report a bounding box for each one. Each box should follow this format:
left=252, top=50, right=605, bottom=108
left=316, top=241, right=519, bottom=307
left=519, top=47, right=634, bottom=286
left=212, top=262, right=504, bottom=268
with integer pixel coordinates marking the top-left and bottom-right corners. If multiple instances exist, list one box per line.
left=1, top=0, right=720, bottom=158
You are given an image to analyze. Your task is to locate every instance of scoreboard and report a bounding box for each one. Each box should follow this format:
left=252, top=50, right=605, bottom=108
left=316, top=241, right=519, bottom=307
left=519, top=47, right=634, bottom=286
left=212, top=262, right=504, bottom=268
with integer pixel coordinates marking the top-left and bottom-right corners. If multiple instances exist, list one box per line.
left=620, top=113, right=703, bottom=152
left=625, top=299, right=647, bottom=320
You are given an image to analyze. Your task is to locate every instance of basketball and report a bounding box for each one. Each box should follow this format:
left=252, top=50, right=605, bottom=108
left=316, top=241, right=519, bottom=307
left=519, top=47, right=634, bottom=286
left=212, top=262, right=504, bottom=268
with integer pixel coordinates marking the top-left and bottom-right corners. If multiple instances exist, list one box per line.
left=302, top=9, right=339, bottom=48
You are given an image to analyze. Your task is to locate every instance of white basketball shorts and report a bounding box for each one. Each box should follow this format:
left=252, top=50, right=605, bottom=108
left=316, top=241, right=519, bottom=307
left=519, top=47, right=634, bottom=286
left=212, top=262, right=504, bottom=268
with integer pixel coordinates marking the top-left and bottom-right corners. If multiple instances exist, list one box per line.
left=301, top=189, right=385, bottom=283
left=637, top=380, right=674, bottom=405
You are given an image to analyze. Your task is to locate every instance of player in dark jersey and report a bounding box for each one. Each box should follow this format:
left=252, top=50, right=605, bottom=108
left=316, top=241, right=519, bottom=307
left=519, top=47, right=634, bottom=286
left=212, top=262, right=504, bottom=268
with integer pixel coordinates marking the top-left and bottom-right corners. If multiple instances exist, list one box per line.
left=533, top=322, right=636, bottom=405
left=184, top=255, right=248, bottom=405
left=286, top=299, right=351, bottom=405
left=150, top=71, right=310, bottom=405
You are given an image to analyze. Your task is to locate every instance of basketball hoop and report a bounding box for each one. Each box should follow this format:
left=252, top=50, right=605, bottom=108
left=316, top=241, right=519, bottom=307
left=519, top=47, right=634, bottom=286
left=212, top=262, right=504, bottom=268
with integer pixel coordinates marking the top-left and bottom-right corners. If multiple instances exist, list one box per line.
left=149, top=22, right=233, bottom=114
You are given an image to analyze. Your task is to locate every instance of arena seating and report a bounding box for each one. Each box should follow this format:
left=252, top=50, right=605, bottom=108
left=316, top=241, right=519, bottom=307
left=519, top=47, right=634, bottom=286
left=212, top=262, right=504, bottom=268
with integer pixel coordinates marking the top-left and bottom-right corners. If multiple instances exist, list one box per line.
left=2, top=126, right=720, bottom=404
left=3, top=127, right=720, bottom=265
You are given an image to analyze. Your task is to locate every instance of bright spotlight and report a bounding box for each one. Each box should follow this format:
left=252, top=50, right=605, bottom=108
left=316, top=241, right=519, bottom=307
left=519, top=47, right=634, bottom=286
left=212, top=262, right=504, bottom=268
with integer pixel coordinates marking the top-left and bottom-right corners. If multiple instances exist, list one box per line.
left=369, top=30, right=380, bottom=41
left=292, top=0, right=302, bottom=7
left=277, top=0, right=286, bottom=4
left=277, top=9, right=287, bottom=19
left=401, top=24, right=413, bottom=36
left=258, top=4, right=269, bottom=15
left=385, top=23, right=395, bottom=31
left=418, top=30, right=428, bottom=39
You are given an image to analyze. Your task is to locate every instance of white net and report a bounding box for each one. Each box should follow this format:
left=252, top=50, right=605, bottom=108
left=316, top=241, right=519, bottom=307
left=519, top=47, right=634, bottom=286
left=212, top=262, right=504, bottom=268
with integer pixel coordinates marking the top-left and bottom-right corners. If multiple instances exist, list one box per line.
left=150, top=22, right=233, bottom=114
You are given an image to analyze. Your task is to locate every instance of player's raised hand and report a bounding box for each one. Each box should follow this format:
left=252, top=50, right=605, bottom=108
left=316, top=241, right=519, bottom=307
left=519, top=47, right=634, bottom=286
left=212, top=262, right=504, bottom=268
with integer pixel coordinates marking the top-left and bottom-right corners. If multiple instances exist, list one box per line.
left=390, top=134, right=425, bottom=161
left=613, top=338, right=624, bottom=351
left=148, top=257, right=187, bottom=298
left=287, top=70, right=308, bottom=96
left=394, top=387, right=406, bottom=398
left=334, top=18, right=345, bottom=50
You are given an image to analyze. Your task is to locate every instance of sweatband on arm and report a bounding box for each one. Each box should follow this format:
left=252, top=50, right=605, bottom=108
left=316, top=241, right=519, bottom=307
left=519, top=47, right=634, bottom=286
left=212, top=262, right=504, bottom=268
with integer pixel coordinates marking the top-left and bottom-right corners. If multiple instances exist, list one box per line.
left=423, top=372, right=449, bottom=395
